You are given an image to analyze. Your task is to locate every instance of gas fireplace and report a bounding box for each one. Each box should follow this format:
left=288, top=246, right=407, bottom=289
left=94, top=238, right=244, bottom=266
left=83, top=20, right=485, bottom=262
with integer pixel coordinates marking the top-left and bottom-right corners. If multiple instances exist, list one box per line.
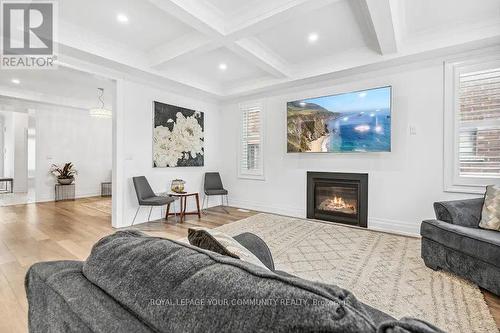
left=307, top=172, right=368, bottom=227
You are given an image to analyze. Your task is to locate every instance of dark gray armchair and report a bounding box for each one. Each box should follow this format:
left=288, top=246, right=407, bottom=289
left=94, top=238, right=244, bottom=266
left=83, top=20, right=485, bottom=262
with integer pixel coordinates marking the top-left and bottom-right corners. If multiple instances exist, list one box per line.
left=132, top=176, right=176, bottom=225
left=421, top=198, right=500, bottom=295
left=203, top=172, right=229, bottom=212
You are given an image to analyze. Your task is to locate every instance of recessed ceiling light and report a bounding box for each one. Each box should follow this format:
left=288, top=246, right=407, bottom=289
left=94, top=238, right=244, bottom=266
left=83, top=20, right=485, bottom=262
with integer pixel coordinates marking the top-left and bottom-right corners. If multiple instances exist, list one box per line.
left=308, top=33, right=319, bottom=43
left=116, top=13, right=129, bottom=23
left=11, top=78, right=20, bottom=84
left=218, top=63, right=227, bottom=71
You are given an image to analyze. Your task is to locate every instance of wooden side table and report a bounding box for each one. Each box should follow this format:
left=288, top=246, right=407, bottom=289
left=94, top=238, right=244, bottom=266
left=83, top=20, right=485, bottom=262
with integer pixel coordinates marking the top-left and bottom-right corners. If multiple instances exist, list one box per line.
left=163, top=192, right=201, bottom=223
left=55, top=184, right=75, bottom=201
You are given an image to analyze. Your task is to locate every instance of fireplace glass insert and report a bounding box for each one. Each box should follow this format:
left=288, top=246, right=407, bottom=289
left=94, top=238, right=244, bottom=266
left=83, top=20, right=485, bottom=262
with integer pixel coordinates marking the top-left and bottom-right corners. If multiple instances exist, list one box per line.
left=307, top=172, right=368, bottom=227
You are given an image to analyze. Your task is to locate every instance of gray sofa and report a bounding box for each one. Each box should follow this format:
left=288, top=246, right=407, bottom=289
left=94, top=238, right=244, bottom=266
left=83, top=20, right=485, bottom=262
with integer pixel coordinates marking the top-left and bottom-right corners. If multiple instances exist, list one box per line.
left=421, top=198, right=500, bottom=295
left=26, top=230, right=443, bottom=332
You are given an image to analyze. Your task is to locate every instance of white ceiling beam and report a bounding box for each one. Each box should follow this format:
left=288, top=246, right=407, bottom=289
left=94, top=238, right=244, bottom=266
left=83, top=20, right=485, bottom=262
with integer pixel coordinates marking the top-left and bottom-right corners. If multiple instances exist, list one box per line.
left=227, top=38, right=291, bottom=78
left=225, top=0, right=342, bottom=39
left=359, top=0, right=398, bottom=54
left=147, top=0, right=292, bottom=78
left=146, top=0, right=224, bottom=39
left=148, top=33, right=220, bottom=69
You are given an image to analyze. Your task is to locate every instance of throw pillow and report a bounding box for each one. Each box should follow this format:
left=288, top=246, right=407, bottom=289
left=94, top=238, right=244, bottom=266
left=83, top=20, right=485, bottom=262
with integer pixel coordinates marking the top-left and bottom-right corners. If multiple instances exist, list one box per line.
left=479, top=185, right=500, bottom=231
left=188, top=227, right=269, bottom=270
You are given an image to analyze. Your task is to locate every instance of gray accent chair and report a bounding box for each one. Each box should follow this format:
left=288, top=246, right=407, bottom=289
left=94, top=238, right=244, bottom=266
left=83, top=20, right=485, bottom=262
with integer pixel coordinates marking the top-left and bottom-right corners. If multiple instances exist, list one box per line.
left=132, top=176, right=175, bottom=225
left=421, top=198, right=500, bottom=295
left=203, top=172, right=229, bottom=212
left=26, top=230, right=443, bottom=332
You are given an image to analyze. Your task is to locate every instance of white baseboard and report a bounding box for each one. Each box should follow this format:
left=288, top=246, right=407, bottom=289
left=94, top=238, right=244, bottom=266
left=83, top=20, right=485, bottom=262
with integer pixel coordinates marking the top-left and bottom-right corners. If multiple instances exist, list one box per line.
left=229, top=198, right=305, bottom=218
left=35, top=192, right=102, bottom=203
left=229, top=198, right=421, bottom=237
left=368, top=217, right=421, bottom=237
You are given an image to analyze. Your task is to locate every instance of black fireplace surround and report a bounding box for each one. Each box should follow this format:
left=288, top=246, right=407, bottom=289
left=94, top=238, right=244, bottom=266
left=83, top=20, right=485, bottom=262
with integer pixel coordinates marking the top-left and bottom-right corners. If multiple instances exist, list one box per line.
left=307, top=172, right=368, bottom=228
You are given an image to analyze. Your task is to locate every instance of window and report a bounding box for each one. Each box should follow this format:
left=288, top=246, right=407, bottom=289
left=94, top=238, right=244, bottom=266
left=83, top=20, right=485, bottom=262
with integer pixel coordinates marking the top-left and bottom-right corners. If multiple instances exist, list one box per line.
left=239, top=101, right=264, bottom=179
left=444, top=57, right=500, bottom=193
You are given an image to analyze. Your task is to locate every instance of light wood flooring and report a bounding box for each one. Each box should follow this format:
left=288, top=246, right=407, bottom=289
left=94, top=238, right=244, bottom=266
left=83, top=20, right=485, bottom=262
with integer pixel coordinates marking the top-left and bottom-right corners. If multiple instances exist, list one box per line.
left=0, top=197, right=498, bottom=332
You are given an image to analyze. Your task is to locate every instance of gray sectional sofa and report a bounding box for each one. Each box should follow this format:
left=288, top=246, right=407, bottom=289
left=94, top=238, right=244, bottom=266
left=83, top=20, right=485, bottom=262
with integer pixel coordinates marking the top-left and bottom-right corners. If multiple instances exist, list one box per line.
left=421, top=198, right=500, bottom=295
left=26, top=230, right=444, bottom=332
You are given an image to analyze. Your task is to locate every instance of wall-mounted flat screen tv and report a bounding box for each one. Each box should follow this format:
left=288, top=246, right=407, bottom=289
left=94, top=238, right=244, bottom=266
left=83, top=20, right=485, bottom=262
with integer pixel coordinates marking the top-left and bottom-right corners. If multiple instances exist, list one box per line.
left=287, top=86, right=391, bottom=153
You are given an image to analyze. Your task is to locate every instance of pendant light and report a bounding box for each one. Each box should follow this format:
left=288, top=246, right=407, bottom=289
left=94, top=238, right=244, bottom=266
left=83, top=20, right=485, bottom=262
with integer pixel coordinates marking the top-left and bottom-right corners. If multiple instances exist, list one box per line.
left=89, top=88, right=112, bottom=118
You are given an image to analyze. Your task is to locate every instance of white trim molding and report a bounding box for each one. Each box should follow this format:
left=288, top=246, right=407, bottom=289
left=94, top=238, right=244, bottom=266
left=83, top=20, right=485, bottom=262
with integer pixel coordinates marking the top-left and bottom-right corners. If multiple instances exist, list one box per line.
left=443, top=54, right=500, bottom=194
left=238, top=100, right=266, bottom=180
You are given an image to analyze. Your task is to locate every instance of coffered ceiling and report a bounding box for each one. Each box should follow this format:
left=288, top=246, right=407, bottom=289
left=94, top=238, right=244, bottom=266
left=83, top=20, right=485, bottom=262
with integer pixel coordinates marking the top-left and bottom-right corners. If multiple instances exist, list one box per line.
left=52, top=0, right=500, bottom=98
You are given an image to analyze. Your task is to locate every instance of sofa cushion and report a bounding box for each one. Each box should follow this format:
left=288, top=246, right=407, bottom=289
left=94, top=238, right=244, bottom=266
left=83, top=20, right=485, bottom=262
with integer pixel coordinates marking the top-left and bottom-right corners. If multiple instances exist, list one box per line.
left=233, top=232, right=275, bottom=270
left=25, top=260, right=151, bottom=332
left=479, top=185, right=500, bottom=231
left=83, top=230, right=378, bottom=333
left=188, top=227, right=269, bottom=270
left=421, top=220, right=500, bottom=267
left=274, top=269, right=395, bottom=326
left=433, top=198, right=484, bottom=228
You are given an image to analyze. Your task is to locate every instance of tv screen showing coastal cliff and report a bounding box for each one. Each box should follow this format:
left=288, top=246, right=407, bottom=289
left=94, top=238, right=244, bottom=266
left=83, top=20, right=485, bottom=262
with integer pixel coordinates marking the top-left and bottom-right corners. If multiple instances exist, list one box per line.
left=287, top=86, right=391, bottom=153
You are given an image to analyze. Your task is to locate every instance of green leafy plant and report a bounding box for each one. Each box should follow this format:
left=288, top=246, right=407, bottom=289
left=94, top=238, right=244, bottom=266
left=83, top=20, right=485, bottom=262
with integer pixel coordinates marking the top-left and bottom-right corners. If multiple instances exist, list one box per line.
left=50, top=162, right=78, bottom=179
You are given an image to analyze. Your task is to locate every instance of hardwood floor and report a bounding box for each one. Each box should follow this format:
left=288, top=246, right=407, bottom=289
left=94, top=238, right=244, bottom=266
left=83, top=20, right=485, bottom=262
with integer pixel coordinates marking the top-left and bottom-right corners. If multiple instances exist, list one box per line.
left=0, top=197, right=256, bottom=333
left=0, top=197, right=498, bottom=332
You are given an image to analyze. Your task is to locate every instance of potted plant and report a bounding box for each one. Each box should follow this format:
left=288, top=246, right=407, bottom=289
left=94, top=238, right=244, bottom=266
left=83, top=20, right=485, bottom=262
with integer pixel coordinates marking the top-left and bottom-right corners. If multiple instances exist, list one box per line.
left=50, top=163, right=78, bottom=185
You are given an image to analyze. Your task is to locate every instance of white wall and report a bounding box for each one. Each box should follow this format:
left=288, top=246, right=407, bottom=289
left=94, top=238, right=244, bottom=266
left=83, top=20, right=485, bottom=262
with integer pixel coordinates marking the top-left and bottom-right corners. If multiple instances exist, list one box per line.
left=219, top=60, right=478, bottom=235
left=114, top=80, right=221, bottom=228
left=13, top=113, right=28, bottom=192
left=0, top=115, right=4, bottom=177
left=2, top=112, right=15, bottom=180
left=35, top=106, right=112, bottom=201
left=0, top=111, right=28, bottom=192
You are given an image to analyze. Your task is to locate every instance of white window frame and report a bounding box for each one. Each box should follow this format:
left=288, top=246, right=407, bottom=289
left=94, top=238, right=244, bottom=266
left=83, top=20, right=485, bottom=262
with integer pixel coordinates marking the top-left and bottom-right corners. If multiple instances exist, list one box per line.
left=238, top=100, right=265, bottom=180
left=444, top=56, right=500, bottom=194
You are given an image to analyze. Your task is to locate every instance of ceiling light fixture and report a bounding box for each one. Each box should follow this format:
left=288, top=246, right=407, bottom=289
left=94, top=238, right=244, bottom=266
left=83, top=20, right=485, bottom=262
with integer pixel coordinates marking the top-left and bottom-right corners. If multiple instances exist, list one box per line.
left=218, top=63, right=227, bottom=71
left=11, top=78, right=20, bottom=84
left=116, top=13, right=129, bottom=23
left=308, top=32, right=319, bottom=43
left=89, top=88, right=112, bottom=119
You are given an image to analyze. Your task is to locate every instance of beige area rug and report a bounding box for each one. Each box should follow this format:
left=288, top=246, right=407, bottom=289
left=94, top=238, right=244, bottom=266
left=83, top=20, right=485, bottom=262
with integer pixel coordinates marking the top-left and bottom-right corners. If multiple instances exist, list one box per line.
left=216, top=213, right=497, bottom=333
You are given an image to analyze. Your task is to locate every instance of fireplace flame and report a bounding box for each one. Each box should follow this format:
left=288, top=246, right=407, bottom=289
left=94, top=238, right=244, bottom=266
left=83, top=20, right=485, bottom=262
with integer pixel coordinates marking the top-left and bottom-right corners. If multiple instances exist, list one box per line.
left=318, top=196, right=356, bottom=214
left=332, top=196, right=347, bottom=209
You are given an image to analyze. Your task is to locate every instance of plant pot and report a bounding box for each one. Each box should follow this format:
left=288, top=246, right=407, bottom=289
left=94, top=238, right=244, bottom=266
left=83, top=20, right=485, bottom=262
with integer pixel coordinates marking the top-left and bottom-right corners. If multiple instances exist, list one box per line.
left=57, top=177, right=74, bottom=185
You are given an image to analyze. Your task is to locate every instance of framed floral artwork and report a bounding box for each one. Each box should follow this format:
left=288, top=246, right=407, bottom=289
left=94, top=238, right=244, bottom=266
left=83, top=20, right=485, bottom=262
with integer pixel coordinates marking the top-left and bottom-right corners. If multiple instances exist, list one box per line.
left=153, top=101, right=204, bottom=167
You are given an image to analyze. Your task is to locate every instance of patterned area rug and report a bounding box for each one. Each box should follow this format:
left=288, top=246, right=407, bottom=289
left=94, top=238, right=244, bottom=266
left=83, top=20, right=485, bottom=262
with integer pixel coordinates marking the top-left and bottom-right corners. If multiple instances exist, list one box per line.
left=216, top=213, right=497, bottom=333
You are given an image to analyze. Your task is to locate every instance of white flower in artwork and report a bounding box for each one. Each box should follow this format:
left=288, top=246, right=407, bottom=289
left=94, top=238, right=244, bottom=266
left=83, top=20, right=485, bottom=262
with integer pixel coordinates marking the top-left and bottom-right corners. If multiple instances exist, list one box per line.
left=153, top=112, right=204, bottom=167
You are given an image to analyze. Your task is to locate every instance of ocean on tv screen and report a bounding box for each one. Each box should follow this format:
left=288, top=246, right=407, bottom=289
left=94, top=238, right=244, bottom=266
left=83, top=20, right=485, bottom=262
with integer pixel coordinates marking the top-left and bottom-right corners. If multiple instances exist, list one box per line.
left=287, top=86, right=391, bottom=153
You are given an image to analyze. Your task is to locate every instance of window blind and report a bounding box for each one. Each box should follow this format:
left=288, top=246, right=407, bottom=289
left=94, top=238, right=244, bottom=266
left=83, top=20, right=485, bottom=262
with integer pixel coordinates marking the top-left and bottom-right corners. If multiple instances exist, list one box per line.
left=240, top=102, right=263, bottom=177
left=458, top=67, right=500, bottom=177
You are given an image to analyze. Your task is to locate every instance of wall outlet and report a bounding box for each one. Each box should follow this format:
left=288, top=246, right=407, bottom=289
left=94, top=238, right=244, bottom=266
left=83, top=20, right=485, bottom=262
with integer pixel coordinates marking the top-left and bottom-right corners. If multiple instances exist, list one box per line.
left=409, top=125, right=417, bottom=135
